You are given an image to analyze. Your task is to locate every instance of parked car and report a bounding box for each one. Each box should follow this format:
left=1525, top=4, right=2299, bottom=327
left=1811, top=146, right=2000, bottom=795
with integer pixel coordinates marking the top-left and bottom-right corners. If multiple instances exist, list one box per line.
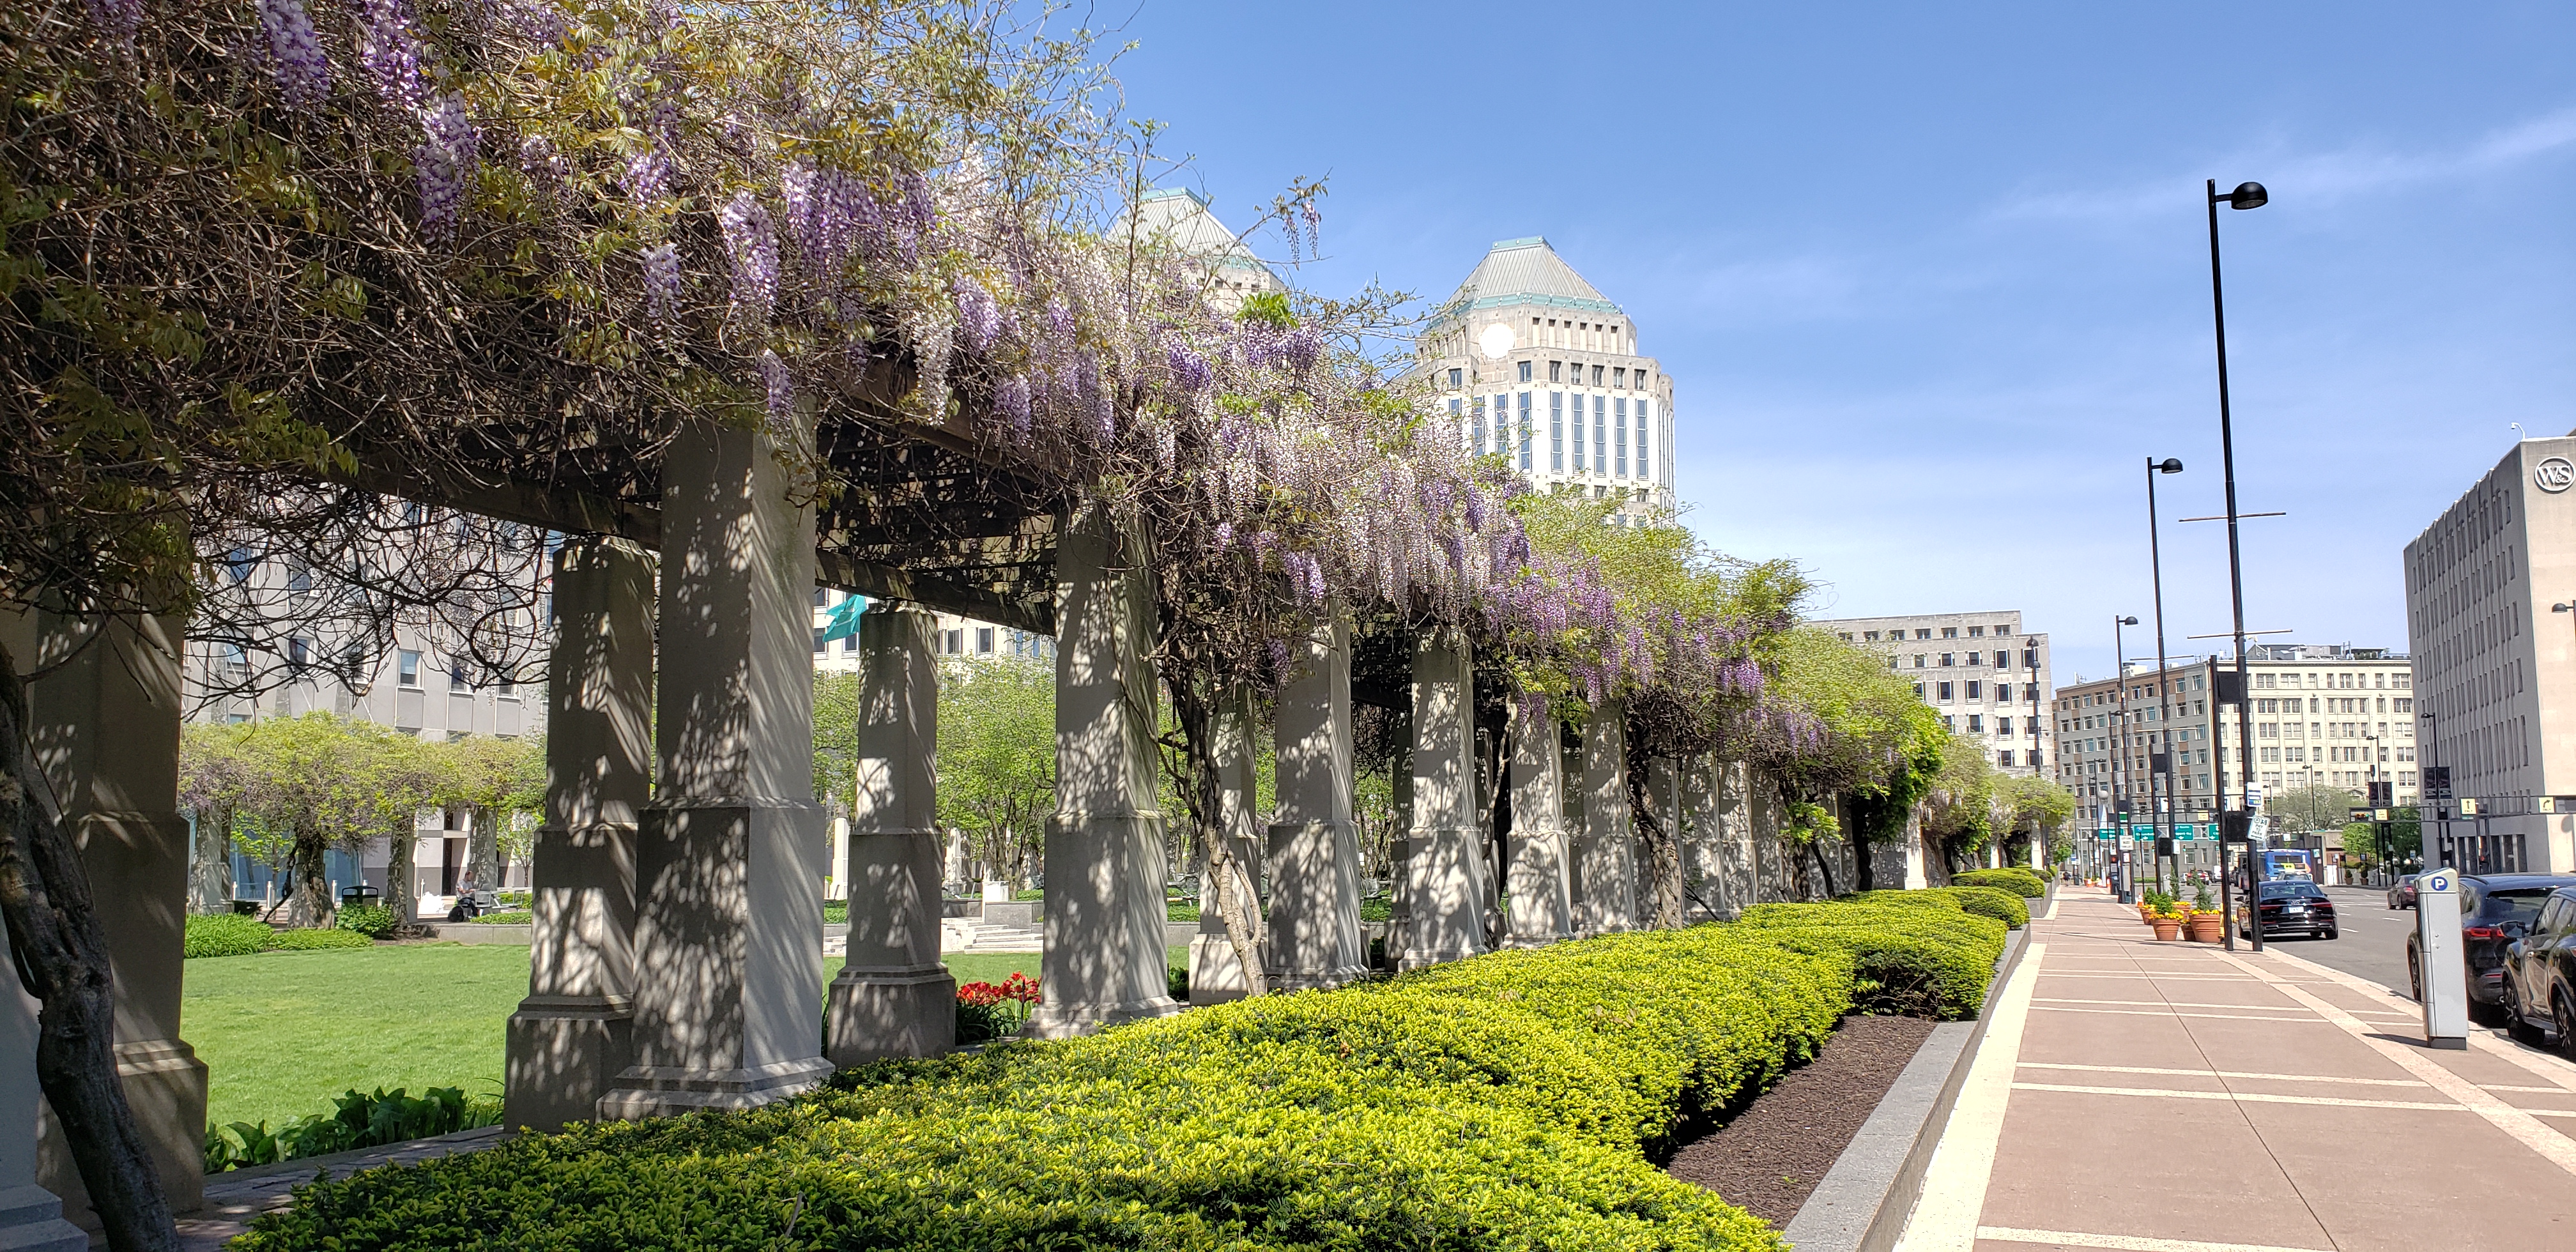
left=2406, top=873, right=2576, bottom=1023
left=2235, top=880, right=2338, bottom=941
left=2387, top=874, right=2419, bottom=910
left=2499, top=887, right=2576, bottom=1058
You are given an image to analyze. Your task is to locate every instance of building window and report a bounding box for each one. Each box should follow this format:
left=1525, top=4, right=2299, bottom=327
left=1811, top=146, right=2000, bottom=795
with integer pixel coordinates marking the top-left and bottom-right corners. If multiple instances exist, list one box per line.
left=1549, top=392, right=1565, bottom=471
left=1997, top=626, right=2014, bottom=637
left=288, top=637, right=309, bottom=672
left=1549, top=360, right=1562, bottom=383
left=1938, top=682, right=1954, bottom=702
left=1998, top=750, right=2015, bottom=767
left=1940, top=653, right=1954, bottom=667
left=1998, top=717, right=2013, bottom=735
left=1517, top=392, right=1533, bottom=470
left=1588, top=363, right=1602, bottom=386
left=1864, top=630, right=1881, bottom=641
left=398, top=650, right=421, bottom=688
left=976, top=627, right=995, bottom=655
left=449, top=663, right=469, bottom=692
left=1968, top=625, right=1985, bottom=637
left=1967, top=714, right=1984, bottom=731
left=1517, top=360, right=1532, bottom=383
left=1447, top=368, right=1462, bottom=390
left=1966, top=680, right=1983, bottom=700
left=1996, top=683, right=2012, bottom=702
left=1912, top=682, right=1925, bottom=699
left=1913, top=655, right=1926, bottom=668
left=1613, top=367, right=1627, bottom=388
left=1943, top=627, right=1959, bottom=638
left=944, top=629, right=964, bottom=653
left=2394, top=698, right=2412, bottom=713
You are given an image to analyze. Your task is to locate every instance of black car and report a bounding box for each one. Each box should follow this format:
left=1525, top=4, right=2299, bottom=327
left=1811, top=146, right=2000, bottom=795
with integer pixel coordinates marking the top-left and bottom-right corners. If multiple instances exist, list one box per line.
left=2405, top=873, right=2576, bottom=1022
left=2500, top=887, right=2576, bottom=1058
left=2237, top=880, right=2338, bottom=940
left=2387, top=874, right=2419, bottom=910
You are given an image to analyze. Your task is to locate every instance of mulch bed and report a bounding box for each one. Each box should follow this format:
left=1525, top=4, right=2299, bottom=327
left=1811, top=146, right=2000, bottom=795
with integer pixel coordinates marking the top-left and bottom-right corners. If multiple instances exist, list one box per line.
left=1664, top=1014, right=1936, bottom=1226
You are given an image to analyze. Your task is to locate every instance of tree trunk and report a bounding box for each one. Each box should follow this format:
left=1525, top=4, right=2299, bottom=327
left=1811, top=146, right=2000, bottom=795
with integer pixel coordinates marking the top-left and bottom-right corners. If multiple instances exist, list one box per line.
left=289, top=820, right=331, bottom=926
left=467, top=805, right=498, bottom=894
left=0, top=645, right=180, bottom=1252
left=1811, top=839, right=1838, bottom=897
left=1165, top=676, right=1264, bottom=996
left=1626, top=766, right=1685, bottom=929
left=187, top=805, right=234, bottom=914
left=388, top=826, right=417, bottom=926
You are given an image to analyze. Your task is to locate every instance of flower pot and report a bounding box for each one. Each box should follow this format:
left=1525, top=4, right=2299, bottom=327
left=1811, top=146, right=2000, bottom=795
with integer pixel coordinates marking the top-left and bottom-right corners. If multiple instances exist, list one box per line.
left=2186, top=913, right=2224, bottom=943
left=2150, top=917, right=2184, bottom=942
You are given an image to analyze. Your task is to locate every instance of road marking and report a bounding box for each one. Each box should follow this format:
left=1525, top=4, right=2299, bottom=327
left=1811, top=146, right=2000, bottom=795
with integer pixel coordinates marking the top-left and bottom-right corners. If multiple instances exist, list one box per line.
left=2029, top=1005, right=2343, bottom=1024
left=2016, top=1061, right=2429, bottom=1088
left=1976, top=1227, right=2331, bottom=1252
left=2213, top=949, right=2576, bottom=1178
left=2037, top=996, right=2314, bottom=1013
left=1896, top=942, right=2044, bottom=1252
left=2009, top=1080, right=2467, bottom=1111
left=2255, top=943, right=2576, bottom=1097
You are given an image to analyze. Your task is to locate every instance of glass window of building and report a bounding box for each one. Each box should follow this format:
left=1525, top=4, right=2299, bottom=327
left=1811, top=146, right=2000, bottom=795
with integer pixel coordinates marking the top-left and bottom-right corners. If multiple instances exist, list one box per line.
left=1447, top=368, right=1462, bottom=389
left=1517, top=360, right=1532, bottom=383
left=1549, top=360, right=1562, bottom=383
left=1549, top=393, right=1564, bottom=471
left=1517, top=393, right=1533, bottom=470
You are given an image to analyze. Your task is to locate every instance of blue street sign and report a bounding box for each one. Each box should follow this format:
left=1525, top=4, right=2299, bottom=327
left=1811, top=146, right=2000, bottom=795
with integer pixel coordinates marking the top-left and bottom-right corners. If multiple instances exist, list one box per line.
left=2130, top=823, right=2156, bottom=837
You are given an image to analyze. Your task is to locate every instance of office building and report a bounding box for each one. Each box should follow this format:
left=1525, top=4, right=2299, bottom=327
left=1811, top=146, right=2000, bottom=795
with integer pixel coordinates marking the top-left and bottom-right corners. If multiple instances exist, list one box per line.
left=1816, top=611, right=2053, bottom=774
left=1407, top=238, right=1675, bottom=524
left=2402, top=433, right=2576, bottom=874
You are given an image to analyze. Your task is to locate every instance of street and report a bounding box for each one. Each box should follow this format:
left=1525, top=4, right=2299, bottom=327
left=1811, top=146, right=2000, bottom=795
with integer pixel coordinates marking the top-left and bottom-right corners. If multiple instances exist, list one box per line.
left=2270, top=883, right=2417, bottom=995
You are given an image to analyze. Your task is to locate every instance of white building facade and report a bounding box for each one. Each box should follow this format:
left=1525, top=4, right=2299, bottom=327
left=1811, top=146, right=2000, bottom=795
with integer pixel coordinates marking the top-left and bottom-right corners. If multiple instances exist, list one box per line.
left=2402, top=434, right=2576, bottom=874
left=1409, top=238, right=1674, bottom=523
left=1817, top=611, right=2054, bottom=774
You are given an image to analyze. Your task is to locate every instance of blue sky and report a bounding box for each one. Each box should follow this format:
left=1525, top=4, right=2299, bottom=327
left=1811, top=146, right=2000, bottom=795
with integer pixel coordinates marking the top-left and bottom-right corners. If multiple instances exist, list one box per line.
left=1102, top=1, right=2576, bottom=685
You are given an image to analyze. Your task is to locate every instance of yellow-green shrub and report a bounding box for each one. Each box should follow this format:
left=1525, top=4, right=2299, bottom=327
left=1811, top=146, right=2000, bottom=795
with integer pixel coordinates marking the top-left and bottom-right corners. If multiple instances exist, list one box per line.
left=237, top=900, right=2004, bottom=1251
left=1953, top=868, right=2046, bottom=898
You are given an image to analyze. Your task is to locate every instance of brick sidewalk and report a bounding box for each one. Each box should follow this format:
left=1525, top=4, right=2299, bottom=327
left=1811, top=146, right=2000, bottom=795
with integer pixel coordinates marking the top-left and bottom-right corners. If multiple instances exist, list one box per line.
left=1899, top=885, right=2576, bottom=1252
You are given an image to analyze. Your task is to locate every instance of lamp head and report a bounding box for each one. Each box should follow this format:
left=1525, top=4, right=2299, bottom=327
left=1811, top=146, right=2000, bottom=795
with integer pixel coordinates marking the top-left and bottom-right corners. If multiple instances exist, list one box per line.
left=2555, top=603, right=2572, bottom=613
left=2225, top=181, right=2267, bottom=210
left=2155, top=457, right=2184, bottom=474
left=2119, top=615, right=2139, bottom=626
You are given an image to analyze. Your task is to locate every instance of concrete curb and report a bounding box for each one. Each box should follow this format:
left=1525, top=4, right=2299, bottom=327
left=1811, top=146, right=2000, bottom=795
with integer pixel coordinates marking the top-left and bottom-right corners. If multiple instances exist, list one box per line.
left=1779, top=894, right=2041, bottom=1252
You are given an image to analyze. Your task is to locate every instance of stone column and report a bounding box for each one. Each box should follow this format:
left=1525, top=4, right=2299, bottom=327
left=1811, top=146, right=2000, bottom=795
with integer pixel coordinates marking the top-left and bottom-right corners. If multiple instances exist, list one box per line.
left=600, top=417, right=832, bottom=1118
left=825, top=607, right=956, bottom=1064
left=1188, top=685, right=1263, bottom=1005
left=0, top=927, right=84, bottom=1251
left=1680, top=754, right=1719, bottom=920
left=1264, top=616, right=1366, bottom=990
left=1711, top=759, right=1755, bottom=918
left=506, top=537, right=651, bottom=1131
left=1396, top=628, right=1486, bottom=970
left=3, top=609, right=206, bottom=1217
left=1503, top=700, right=1573, bottom=947
left=1574, top=702, right=1637, bottom=935
left=1027, top=504, right=1183, bottom=1036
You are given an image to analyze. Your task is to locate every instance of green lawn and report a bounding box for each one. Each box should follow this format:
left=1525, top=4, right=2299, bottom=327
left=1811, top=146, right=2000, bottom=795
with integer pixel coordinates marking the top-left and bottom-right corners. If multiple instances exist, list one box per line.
left=185, top=945, right=1182, bottom=1132
left=184, top=943, right=530, bottom=1133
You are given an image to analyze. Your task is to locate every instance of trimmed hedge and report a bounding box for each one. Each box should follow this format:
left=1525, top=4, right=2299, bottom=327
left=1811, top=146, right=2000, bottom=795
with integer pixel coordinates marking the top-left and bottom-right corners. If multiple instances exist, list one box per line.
left=236, top=899, right=2007, bottom=1252
left=187, top=914, right=378, bottom=958
left=1849, top=885, right=2030, bottom=932
left=1953, top=867, right=2047, bottom=899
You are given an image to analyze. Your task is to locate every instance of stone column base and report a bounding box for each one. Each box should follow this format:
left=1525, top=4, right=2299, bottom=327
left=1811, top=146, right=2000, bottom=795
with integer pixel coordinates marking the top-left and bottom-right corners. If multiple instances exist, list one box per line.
left=0, top=1184, right=84, bottom=1252
left=504, top=996, right=634, bottom=1132
left=40, top=1037, right=207, bottom=1220
left=595, top=1056, right=834, bottom=1120
left=1022, top=994, right=1183, bottom=1039
left=825, top=965, right=956, bottom=1065
left=1186, top=932, right=1252, bottom=1004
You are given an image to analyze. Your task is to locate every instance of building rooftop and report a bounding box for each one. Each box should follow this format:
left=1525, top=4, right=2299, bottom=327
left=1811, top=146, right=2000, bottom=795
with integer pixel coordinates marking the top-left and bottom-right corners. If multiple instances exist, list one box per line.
left=1438, top=237, right=1623, bottom=317
left=1123, top=188, right=1279, bottom=282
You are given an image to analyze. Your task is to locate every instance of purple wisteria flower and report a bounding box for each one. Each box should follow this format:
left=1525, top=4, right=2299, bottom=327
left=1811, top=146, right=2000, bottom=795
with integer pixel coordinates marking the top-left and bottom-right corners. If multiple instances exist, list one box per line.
left=1164, top=340, right=1211, bottom=393
left=1211, top=521, right=1235, bottom=550
left=624, top=145, right=671, bottom=203
left=994, top=376, right=1032, bottom=441
left=954, top=276, right=999, bottom=354
left=413, top=93, right=479, bottom=241
left=719, top=191, right=779, bottom=326
left=1279, top=327, right=1321, bottom=375
left=358, top=0, right=427, bottom=109
left=760, top=350, right=794, bottom=422
left=640, top=243, right=682, bottom=326
left=517, top=134, right=566, bottom=189
left=84, top=0, right=142, bottom=43
left=257, top=0, right=331, bottom=111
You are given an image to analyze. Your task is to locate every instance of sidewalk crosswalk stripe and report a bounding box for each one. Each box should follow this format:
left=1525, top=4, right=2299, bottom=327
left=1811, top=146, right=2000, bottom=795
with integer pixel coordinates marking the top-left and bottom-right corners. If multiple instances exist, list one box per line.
left=2253, top=943, right=2576, bottom=1097
left=2016, top=1061, right=2429, bottom=1088
left=1975, top=1226, right=2332, bottom=1252
left=2214, top=950, right=2576, bottom=1178
left=2028, top=1005, right=2342, bottom=1023
left=2009, top=1080, right=2468, bottom=1111
left=2035, top=996, right=2316, bottom=1012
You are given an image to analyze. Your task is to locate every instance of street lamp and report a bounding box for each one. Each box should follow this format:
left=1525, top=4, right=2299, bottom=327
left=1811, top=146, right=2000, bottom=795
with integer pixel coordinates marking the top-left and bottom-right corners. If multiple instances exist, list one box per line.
left=2207, top=178, right=2267, bottom=952
left=2146, top=457, right=2184, bottom=894
left=2114, top=613, right=2141, bottom=903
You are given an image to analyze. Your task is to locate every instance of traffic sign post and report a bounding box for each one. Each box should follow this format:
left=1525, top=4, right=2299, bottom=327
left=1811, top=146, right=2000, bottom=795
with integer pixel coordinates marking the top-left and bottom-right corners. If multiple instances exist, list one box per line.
left=2416, top=868, right=2469, bottom=1050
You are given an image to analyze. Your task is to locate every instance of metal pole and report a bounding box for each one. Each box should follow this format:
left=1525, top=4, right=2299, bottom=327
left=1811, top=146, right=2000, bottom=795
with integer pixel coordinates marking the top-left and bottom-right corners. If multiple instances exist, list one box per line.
left=2115, top=615, right=2132, bottom=902
left=2147, top=458, right=2179, bottom=897
left=2209, top=178, right=2260, bottom=953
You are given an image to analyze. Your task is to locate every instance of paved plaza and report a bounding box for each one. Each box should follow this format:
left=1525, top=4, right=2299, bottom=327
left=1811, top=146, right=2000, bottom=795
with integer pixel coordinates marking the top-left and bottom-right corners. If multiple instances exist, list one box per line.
left=1901, top=886, right=2576, bottom=1252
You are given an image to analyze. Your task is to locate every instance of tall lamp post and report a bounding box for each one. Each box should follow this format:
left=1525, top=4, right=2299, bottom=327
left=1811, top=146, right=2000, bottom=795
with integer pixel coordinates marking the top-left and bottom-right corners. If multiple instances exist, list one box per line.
left=2147, top=457, right=2184, bottom=894
left=2114, top=613, right=2140, bottom=902
left=2207, top=177, right=2267, bottom=951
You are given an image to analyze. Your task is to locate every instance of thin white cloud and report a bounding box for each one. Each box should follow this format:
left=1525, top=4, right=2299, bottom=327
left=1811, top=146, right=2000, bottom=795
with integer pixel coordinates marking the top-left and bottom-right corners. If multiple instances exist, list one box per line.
left=1991, top=103, right=2576, bottom=225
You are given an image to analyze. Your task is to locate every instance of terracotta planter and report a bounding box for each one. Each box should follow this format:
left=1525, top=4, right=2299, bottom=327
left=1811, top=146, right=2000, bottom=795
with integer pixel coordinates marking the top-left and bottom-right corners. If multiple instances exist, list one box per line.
left=2150, top=917, right=2184, bottom=942
left=2186, top=913, right=2224, bottom=943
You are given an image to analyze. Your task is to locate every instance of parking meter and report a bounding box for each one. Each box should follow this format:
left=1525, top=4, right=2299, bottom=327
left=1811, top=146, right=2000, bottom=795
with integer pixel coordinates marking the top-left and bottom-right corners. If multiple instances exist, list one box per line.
left=2416, top=867, right=2468, bottom=1050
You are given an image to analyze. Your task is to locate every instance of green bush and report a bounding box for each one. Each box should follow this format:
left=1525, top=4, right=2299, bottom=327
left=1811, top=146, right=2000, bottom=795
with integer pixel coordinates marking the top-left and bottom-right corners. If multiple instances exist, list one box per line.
left=1847, top=885, right=2028, bottom=932
left=1954, top=867, right=2047, bottom=898
left=1165, top=901, right=1200, bottom=921
left=236, top=899, right=2004, bottom=1251
left=205, top=1086, right=501, bottom=1174
left=465, top=910, right=533, bottom=925
left=184, top=913, right=272, bottom=959
left=265, top=928, right=376, bottom=952
left=335, top=904, right=396, bottom=939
